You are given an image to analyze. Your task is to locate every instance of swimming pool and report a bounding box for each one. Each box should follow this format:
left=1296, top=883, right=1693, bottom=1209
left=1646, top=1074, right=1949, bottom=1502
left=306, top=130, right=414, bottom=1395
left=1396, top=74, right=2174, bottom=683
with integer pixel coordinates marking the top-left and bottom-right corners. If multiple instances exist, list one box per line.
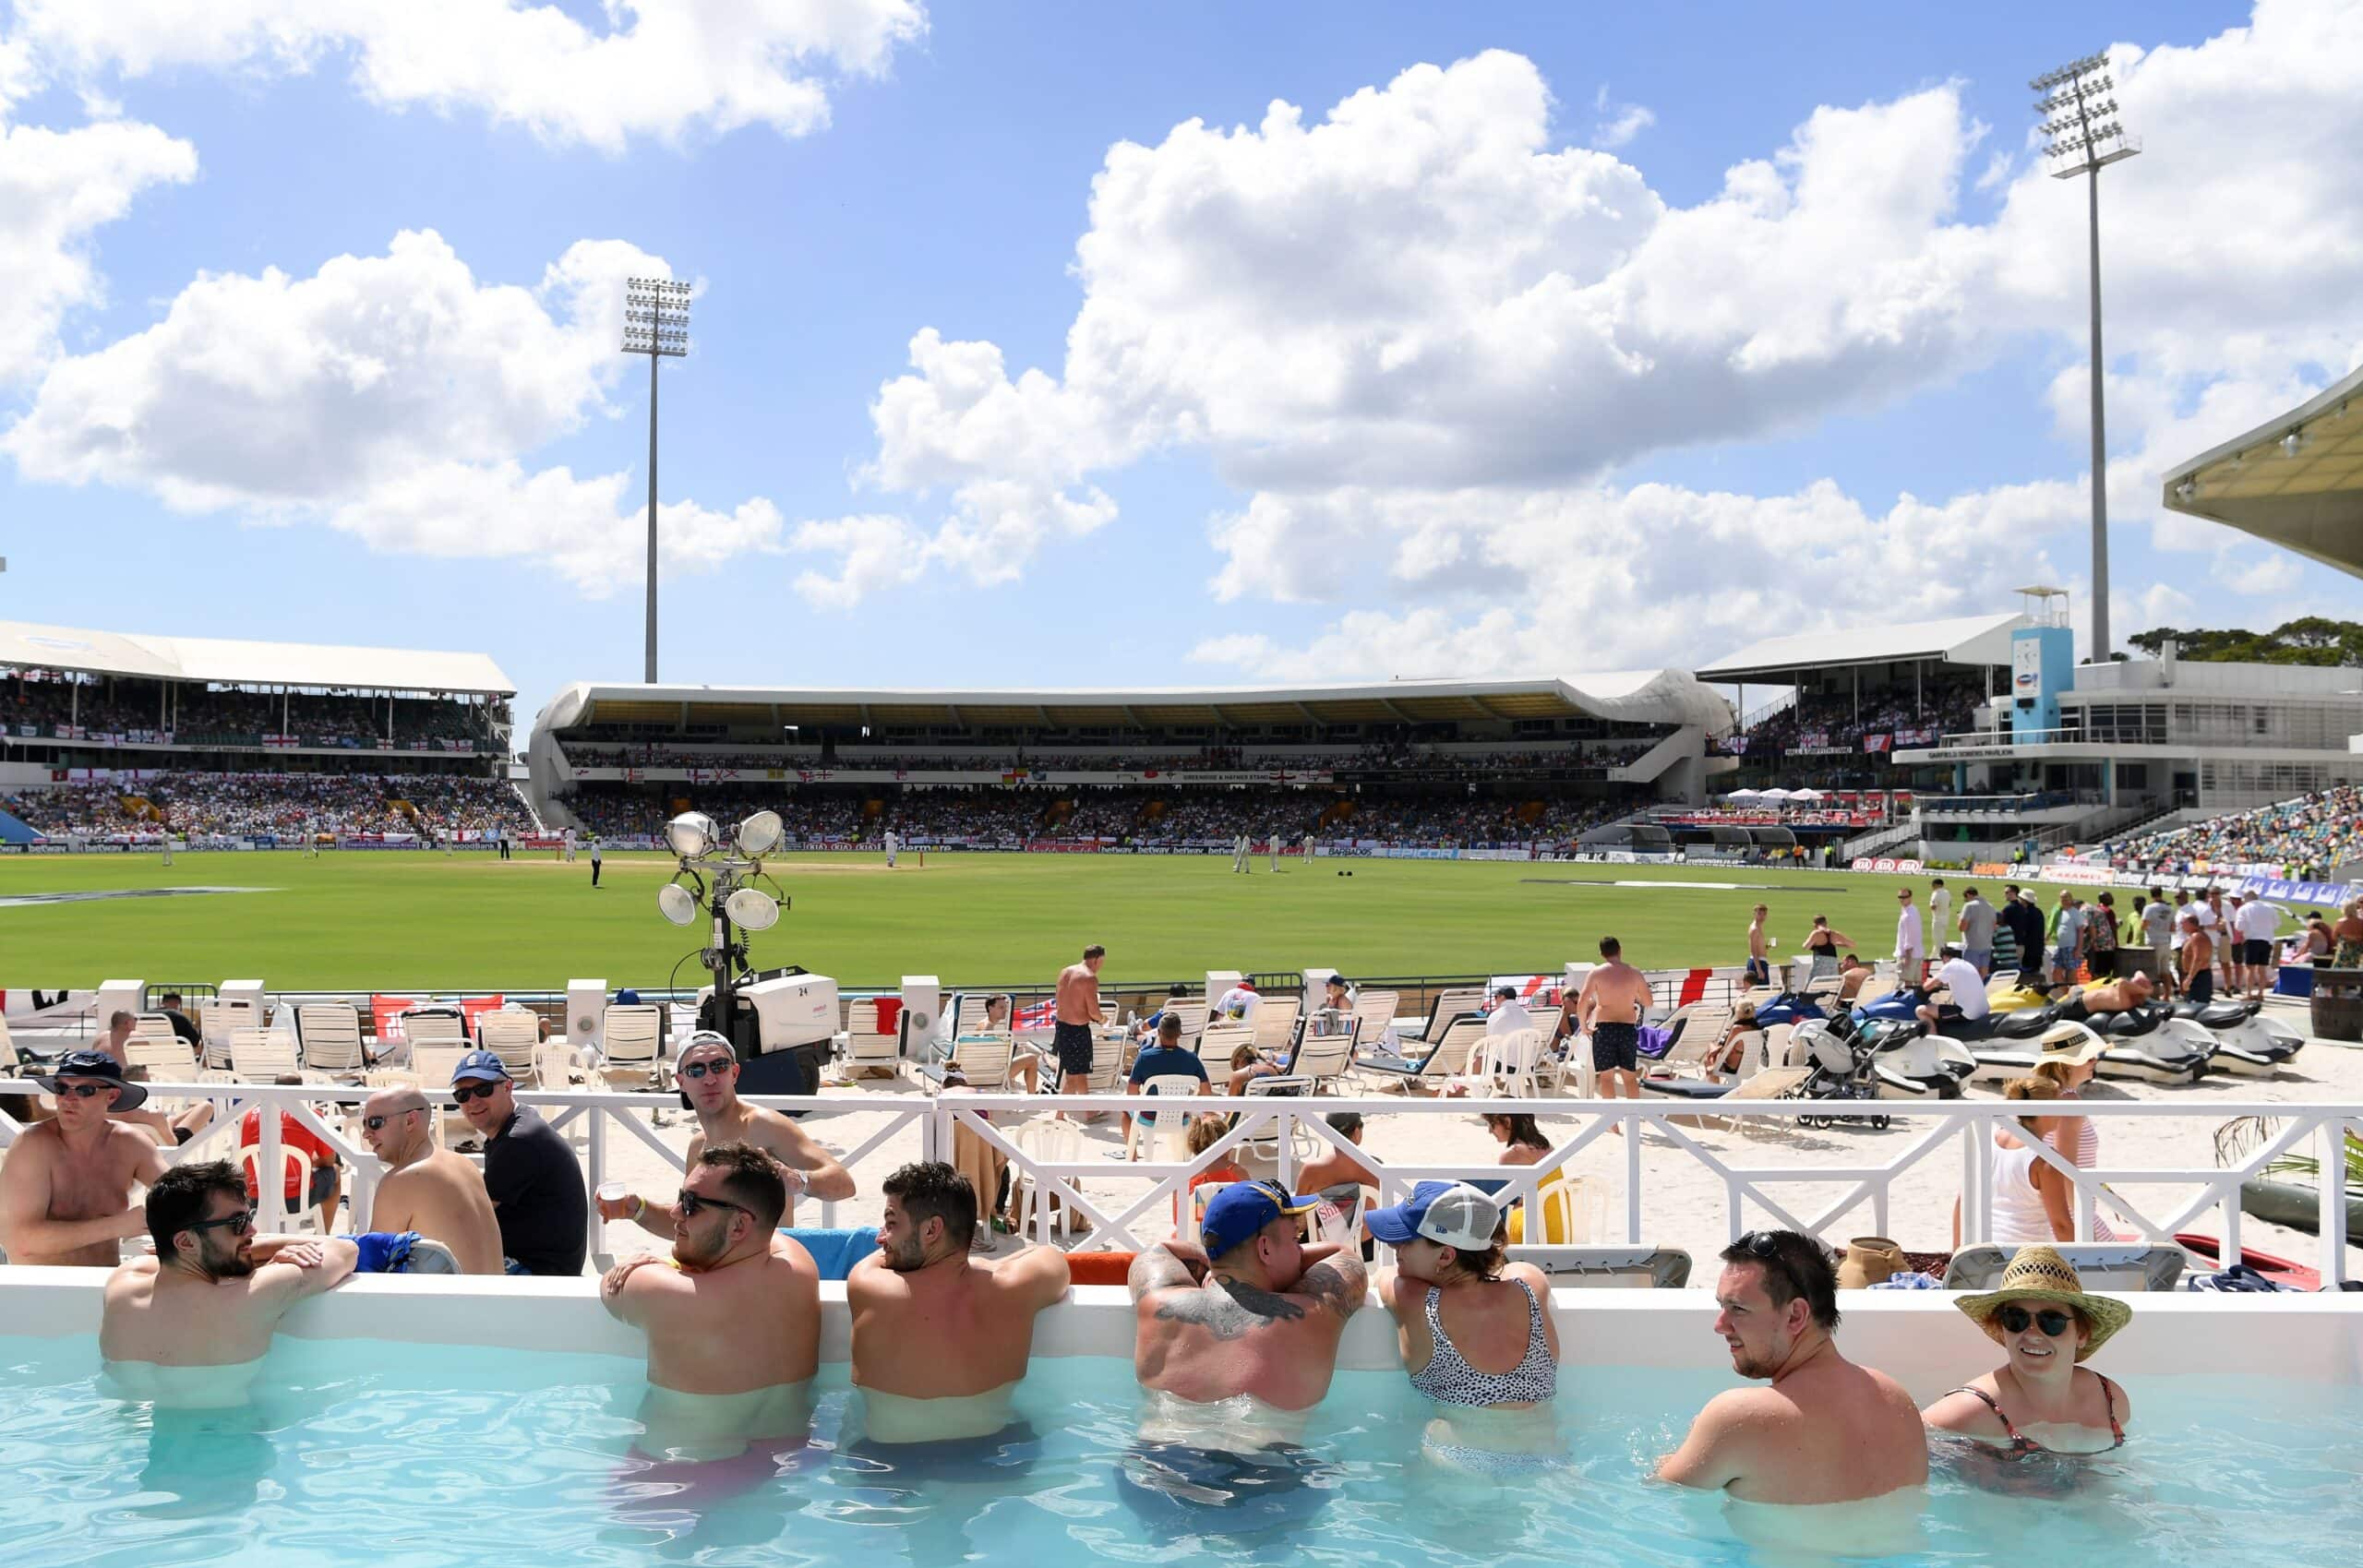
left=5, top=1276, right=2362, bottom=1567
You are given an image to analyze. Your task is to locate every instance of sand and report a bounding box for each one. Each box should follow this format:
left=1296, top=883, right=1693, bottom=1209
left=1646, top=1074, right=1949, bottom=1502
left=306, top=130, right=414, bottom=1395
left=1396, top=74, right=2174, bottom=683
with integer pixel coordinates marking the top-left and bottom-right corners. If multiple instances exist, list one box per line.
left=584, top=995, right=2363, bottom=1282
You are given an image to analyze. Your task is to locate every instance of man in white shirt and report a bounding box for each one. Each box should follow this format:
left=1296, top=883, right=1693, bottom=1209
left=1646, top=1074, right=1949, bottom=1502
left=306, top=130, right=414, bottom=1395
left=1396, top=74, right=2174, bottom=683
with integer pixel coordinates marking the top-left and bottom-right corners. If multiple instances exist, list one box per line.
left=883, top=828, right=899, bottom=868
left=1213, top=979, right=1261, bottom=1023
left=1916, top=945, right=1991, bottom=1036
left=1893, top=888, right=1925, bottom=987
left=2232, top=893, right=2285, bottom=1000
left=1484, top=985, right=1534, bottom=1036
left=1926, top=880, right=1952, bottom=953
left=2197, top=891, right=2228, bottom=989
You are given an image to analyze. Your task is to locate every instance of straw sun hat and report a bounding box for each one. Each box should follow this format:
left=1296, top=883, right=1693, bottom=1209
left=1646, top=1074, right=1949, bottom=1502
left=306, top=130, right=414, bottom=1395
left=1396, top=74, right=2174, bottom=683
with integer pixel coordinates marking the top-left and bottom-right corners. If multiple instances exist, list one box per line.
left=1955, top=1245, right=2132, bottom=1362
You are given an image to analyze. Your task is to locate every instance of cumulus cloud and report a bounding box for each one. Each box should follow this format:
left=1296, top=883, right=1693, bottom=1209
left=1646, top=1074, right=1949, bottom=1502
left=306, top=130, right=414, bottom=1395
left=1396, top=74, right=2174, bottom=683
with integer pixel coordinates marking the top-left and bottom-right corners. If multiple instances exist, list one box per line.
left=5, top=0, right=927, bottom=150
left=1589, top=85, right=1654, bottom=150
left=1, top=229, right=781, bottom=592
left=798, top=4, right=2363, bottom=674
left=0, top=114, right=198, bottom=382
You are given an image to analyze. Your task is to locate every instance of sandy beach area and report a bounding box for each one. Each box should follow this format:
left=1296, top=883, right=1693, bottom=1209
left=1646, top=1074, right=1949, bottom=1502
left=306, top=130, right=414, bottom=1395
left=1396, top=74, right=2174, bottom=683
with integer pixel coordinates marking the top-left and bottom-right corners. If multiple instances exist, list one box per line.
left=587, top=994, right=2363, bottom=1282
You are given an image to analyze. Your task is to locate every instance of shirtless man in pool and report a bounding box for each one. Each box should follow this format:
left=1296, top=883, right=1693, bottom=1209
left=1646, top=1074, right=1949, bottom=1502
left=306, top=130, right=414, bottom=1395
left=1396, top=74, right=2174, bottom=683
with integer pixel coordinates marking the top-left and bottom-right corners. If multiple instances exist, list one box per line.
left=847, top=1161, right=1072, bottom=1441
left=601, top=1143, right=820, bottom=1397
left=1659, top=1230, right=1926, bottom=1503
left=0, top=1052, right=170, bottom=1267
left=1130, top=1182, right=1365, bottom=1416
left=101, top=1160, right=358, bottom=1369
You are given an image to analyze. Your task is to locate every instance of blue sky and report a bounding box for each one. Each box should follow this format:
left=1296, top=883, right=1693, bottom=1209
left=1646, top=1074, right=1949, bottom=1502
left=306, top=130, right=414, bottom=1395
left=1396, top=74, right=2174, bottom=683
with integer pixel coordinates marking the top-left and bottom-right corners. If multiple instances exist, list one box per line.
left=2, top=0, right=2357, bottom=728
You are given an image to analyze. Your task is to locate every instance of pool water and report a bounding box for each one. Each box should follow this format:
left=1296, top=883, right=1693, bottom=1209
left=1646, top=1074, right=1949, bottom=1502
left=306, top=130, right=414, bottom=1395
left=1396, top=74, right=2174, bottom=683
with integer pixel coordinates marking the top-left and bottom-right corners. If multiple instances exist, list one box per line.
left=5, top=1336, right=2361, bottom=1567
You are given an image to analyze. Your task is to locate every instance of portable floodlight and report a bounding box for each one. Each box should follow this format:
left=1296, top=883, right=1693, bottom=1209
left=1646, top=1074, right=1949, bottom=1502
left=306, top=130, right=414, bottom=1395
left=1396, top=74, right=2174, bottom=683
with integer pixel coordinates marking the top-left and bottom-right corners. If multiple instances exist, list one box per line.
left=666, top=811, right=717, bottom=859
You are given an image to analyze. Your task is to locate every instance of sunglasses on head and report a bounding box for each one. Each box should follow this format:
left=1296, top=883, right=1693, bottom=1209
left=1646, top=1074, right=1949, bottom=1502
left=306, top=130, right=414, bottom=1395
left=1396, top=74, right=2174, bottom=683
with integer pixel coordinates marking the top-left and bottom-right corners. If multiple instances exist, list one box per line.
left=189, top=1207, right=258, bottom=1238
left=677, top=1190, right=751, bottom=1220
left=450, top=1081, right=504, bottom=1103
left=1997, top=1304, right=2075, bottom=1337
left=679, top=1059, right=734, bottom=1080
left=55, top=1081, right=116, bottom=1099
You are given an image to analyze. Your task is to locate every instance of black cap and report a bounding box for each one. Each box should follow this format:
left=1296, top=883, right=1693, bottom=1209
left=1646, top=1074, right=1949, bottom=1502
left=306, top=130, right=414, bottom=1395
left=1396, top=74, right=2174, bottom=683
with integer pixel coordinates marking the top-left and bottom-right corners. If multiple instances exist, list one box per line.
left=34, top=1049, right=148, bottom=1111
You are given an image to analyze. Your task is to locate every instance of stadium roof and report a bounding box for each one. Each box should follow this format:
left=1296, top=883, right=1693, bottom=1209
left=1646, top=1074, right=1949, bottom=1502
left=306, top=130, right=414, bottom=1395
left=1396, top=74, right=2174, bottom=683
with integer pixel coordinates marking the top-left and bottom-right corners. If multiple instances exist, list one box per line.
left=534, top=671, right=1733, bottom=735
left=2160, top=362, right=2363, bottom=581
left=0, top=619, right=512, bottom=695
left=1693, top=612, right=2028, bottom=685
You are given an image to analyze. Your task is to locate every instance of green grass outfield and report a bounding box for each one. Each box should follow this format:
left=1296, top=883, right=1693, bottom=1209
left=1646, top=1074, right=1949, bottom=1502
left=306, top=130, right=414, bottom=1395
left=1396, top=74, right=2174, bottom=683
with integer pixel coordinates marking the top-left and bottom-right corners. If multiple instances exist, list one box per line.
left=0, top=850, right=1953, bottom=992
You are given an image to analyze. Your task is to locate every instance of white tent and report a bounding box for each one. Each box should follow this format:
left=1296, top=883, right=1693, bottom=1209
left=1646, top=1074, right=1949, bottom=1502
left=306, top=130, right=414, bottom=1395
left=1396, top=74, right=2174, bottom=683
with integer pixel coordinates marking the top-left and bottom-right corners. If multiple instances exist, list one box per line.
left=1757, top=788, right=1793, bottom=803
left=1787, top=787, right=1825, bottom=802
left=1725, top=788, right=1765, bottom=802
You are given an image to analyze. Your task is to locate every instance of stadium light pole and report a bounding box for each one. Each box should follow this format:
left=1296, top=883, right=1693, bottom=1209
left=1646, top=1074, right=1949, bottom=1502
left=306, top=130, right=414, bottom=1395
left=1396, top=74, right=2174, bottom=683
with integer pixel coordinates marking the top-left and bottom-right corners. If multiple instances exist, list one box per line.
left=621, top=278, right=692, bottom=683
left=2033, top=52, right=2138, bottom=662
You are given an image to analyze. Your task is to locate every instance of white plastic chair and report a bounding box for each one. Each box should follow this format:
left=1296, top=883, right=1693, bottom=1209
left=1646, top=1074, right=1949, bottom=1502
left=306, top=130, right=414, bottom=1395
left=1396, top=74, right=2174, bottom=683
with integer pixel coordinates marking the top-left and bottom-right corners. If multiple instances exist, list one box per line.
left=1124, top=1072, right=1206, bottom=1161
left=598, top=1004, right=667, bottom=1092
left=243, top=1145, right=321, bottom=1235
left=475, top=1010, right=542, bottom=1085
left=294, top=1003, right=369, bottom=1075
left=1461, top=1027, right=1546, bottom=1097
left=229, top=1027, right=299, bottom=1083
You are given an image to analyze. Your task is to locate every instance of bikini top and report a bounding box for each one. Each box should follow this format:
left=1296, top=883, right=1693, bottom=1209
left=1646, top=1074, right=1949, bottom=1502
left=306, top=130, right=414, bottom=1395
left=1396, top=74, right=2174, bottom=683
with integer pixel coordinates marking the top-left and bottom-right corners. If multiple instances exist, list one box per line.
left=1943, top=1375, right=2126, bottom=1456
left=1409, top=1279, right=1556, bottom=1406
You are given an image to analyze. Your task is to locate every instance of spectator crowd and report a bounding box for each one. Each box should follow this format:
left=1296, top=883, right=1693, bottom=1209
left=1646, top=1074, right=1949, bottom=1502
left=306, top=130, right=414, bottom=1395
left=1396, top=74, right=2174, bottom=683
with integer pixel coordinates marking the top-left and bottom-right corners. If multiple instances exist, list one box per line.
left=6, top=772, right=535, bottom=840
left=2105, top=784, right=2363, bottom=880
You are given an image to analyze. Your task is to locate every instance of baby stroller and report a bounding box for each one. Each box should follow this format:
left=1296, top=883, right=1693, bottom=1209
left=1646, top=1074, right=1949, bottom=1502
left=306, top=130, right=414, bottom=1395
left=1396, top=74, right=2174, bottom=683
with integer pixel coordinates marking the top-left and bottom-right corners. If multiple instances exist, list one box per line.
left=1780, top=1013, right=1891, bottom=1131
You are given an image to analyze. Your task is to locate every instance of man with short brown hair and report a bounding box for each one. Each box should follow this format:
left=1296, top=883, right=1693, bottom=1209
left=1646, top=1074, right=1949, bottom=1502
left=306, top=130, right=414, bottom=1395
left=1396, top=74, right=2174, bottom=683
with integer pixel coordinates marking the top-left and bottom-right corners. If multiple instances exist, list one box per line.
left=1052, top=944, right=1106, bottom=1105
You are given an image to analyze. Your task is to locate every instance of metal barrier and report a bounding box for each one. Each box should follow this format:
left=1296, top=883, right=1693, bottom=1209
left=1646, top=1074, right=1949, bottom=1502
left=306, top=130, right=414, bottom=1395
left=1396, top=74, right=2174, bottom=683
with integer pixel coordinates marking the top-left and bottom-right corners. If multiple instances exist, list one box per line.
left=4, top=1083, right=2350, bottom=1287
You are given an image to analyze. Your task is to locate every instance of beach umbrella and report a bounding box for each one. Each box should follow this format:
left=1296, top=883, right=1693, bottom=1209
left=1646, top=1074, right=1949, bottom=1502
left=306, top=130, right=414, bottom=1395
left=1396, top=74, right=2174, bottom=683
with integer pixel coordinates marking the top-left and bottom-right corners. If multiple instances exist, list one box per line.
left=1725, top=788, right=1764, bottom=802
left=1788, top=787, right=1824, bottom=802
left=1756, top=788, right=1793, bottom=803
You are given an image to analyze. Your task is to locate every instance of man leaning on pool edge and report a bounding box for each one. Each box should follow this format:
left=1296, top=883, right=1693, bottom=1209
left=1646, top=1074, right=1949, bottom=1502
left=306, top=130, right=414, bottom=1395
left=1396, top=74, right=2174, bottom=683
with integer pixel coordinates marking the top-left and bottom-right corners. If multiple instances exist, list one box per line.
left=1658, top=1229, right=1927, bottom=1503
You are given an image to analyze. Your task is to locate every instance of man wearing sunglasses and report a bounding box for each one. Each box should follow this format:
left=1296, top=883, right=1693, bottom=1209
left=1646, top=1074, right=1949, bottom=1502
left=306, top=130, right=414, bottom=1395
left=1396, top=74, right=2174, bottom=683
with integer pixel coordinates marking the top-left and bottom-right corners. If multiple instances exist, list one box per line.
left=601, top=1143, right=819, bottom=1413
left=596, top=1034, right=854, bottom=1239
left=359, top=1087, right=504, bottom=1274
left=100, top=1160, right=356, bottom=1378
left=1659, top=1229, right=1926, bottom=1504
left=0, top=1051, right=171, bottom=1268
left=450, top=1051, right=588, bottom=1275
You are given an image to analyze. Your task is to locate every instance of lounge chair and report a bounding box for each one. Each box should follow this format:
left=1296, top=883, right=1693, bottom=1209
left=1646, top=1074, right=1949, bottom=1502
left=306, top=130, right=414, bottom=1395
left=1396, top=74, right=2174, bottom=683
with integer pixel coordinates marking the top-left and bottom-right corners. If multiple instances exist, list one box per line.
left=597, top=1003, right=667, bottom=1093
left=294, top=1003, right=371, bottom=1076
left=1942, top=1243, right=2184, bottom=1293
left=1505, top=1245, right=1693, bottom=1287
left=1353, top=1016, right=1484, bottom=1093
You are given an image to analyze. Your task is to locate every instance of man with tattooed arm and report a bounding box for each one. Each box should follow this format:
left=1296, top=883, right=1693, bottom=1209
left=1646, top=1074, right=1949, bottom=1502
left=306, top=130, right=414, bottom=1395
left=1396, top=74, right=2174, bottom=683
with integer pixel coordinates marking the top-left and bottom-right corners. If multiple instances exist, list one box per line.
left=1121, top=1181, right=1366, bottom=1524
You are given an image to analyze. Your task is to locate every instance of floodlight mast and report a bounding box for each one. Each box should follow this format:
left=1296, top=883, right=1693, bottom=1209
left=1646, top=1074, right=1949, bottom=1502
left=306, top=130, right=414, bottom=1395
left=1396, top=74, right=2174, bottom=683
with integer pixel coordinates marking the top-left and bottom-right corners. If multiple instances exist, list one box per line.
left=621, top=278, right=691, bottom=683
left=2033, top=52, right=2137, bottom=661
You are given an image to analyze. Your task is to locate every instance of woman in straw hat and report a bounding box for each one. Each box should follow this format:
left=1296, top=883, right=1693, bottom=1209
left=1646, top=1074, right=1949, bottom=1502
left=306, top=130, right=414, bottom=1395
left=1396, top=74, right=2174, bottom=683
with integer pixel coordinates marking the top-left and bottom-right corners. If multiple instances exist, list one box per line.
left=1922, top=1245, right=2133, bottom=1457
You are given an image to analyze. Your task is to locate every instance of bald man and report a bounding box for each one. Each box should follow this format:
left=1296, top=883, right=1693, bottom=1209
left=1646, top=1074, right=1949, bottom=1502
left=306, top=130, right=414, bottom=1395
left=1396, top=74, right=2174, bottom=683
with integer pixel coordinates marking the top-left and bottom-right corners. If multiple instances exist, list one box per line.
left=359, top=1087, right=504, bottom=1275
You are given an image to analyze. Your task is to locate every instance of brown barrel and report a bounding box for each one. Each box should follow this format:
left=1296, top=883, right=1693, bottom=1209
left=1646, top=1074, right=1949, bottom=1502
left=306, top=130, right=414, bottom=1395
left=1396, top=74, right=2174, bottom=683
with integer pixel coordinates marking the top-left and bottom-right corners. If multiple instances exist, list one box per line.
left=2313, top=968, right=2363, bottom=1043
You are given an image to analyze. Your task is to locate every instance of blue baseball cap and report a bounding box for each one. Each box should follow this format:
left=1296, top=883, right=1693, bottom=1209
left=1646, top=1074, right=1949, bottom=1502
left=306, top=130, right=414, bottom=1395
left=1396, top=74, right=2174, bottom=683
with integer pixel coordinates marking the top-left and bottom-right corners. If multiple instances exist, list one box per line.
left=1199, top=1180, right=1321, bottom=1258
left=450, top=1049, right=511, bottom=1084
left=1363, top=1181, right=1502, bottom=1251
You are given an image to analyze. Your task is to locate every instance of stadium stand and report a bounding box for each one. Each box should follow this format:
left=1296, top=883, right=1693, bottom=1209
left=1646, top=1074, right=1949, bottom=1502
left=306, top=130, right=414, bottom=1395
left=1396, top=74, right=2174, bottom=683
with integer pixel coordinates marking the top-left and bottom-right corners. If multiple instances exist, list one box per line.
left=3, top=619, right=516, bottom=849
left=2105, top=784, right=2363, bottom=880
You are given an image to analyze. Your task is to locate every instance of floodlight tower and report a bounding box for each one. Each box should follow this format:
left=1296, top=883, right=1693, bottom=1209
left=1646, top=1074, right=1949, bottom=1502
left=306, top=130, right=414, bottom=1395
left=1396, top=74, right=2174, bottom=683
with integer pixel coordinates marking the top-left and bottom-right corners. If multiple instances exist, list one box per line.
left=621, top=278, right=692, bottom=683
left=2033, top=52, right=2138, bottom=661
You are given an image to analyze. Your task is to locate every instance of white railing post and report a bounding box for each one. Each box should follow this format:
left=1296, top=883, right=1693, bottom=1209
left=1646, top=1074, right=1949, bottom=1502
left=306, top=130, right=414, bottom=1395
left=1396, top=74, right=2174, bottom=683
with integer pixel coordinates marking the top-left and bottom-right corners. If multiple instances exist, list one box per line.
left=258, top=1101, right=286, bottom=1233
left=2321, top=1114, right=2352, bottom=1290
left=584, top=1107, right=607, bottom=1264
left=1624, top=1107, right=1643, bottom=1244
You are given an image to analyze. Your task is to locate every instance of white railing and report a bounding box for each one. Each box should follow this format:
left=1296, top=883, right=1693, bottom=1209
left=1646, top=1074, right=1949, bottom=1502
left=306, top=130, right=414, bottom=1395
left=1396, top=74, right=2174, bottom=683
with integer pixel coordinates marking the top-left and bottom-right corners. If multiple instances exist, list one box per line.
left=6, top=1083, right=2351, bottom=1287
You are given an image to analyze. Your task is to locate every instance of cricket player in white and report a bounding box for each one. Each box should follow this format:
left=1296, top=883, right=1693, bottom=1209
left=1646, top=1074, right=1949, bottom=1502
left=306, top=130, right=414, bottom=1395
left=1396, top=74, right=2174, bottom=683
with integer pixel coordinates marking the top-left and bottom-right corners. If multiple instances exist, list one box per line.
left=883, top=829, right=899, bottom=868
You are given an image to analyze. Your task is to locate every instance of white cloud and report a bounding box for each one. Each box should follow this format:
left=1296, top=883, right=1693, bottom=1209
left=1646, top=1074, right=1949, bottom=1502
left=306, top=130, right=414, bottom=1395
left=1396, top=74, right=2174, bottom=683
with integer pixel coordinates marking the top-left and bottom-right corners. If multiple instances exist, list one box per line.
left=1590, top=85, right=1654, bottom=150
left=1, top=229, right=781, bottom=592
left=6, top=0, right=928, bottom=151
left=0, top=114, right=198, bottom=381
left=807, top=4, right=2363, bottom=678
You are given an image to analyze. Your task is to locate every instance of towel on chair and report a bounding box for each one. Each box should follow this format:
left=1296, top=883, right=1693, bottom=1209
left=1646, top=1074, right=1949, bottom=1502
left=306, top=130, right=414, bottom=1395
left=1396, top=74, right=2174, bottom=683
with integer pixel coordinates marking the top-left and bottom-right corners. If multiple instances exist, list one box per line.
left=350, top=1231, right=422, bottom=1273
left=782, top=1226, right=881, bottom=1280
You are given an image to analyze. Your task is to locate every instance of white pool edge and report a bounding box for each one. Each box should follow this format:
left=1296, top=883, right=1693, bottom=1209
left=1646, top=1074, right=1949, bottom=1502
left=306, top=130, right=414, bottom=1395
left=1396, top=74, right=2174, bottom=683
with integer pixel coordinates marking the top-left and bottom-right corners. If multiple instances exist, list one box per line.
left=6, top=1271, right=2359, bottom=1400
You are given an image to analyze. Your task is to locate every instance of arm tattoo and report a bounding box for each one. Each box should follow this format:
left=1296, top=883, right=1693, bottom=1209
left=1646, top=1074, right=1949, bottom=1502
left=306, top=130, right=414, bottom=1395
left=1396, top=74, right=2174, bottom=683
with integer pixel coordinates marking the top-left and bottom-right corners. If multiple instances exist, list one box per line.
left=1152, top=1276, right=1306, bottom=1341
left=1127, top=1246, right=1196, bottom=1302
left=1296, top=1256, right=1369, bottom=1321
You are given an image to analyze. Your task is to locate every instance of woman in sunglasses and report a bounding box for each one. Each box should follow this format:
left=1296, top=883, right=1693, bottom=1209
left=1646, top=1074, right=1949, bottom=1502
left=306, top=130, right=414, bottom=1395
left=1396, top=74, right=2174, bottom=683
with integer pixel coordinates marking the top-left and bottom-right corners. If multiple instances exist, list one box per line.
left=1922, top=1244, right=2133, bottom=1460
